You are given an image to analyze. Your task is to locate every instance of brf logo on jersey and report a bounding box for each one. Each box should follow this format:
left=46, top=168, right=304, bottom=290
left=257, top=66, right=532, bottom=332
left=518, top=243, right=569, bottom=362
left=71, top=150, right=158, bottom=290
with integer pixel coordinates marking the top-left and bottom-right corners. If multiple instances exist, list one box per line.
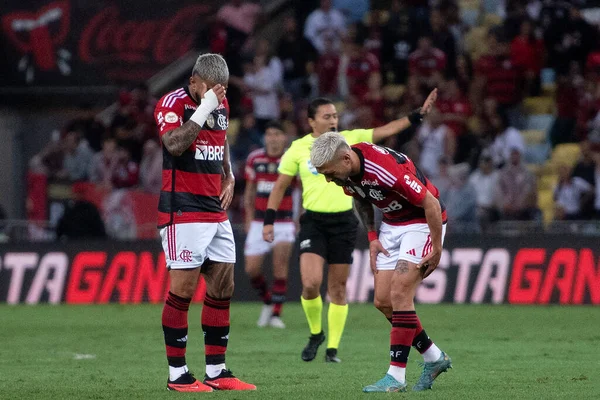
left=404, top=175, right=422, bottom=193
left=195, top=145, right=224, bottom=161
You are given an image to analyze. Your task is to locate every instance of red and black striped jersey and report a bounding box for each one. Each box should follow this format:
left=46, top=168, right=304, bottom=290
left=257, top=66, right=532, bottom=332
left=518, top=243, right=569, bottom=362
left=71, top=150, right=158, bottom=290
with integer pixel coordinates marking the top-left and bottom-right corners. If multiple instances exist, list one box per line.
left=154, top=86, right=229, bottom=227
left=245, top=148, right=294, bottom=222
left=344, top=142, right=447, bottom=226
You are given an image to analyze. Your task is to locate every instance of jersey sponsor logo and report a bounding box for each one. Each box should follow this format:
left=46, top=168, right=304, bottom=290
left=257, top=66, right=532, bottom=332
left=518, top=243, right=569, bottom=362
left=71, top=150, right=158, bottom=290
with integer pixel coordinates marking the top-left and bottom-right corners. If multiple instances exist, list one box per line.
left=361, top=179, right=379, bottom=186
left=195, top=145, right=224, bottom=161
left=381, top=200, right=403, bottom=213
left=372, top=144, right=389, bottom=155
left=307, top=160, right=318, bottom=175
left=404, top=175, right=422, bottom=193
left=165, top=112, right=178, bottom=123
left=267, top=163, right=277, bottom=173
left=257, top=180, right=276, bottom=193
left=257, top=164, right=266, bottom=172
left=369, top=189, right=385, bottom=201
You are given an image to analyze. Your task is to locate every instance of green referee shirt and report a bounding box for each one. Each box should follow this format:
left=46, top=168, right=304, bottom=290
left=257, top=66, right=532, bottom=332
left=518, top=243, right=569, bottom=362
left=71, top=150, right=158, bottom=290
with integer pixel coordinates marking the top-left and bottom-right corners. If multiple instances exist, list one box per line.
left=278, top=129, right=374, bottom=213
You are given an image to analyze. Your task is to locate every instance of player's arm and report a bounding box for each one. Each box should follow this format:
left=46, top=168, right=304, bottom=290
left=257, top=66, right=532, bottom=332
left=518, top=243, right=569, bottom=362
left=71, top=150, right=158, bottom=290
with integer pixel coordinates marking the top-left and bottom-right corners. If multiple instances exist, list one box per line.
left=220, top=138, right=235, bottom=210
left=354, top=196, right=390, bottom=274
left=243, top=180, right=257, bottom=232
left=161, top=84, right=225, bottom=156
left=371, top=88, right=437, bottom=143
left=418, top=191, right=443, bottom=278
left=262, top=173, right=295, bottom=242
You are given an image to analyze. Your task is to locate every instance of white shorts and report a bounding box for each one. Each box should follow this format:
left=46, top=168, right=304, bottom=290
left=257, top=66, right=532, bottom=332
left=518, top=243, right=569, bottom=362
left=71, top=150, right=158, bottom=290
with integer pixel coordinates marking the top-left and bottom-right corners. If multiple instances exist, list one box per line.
left=376, top=222, right=447, bottom=271
left=160, top=221, right=236, bottom=269
left=244, top=221, right=296, bottom=256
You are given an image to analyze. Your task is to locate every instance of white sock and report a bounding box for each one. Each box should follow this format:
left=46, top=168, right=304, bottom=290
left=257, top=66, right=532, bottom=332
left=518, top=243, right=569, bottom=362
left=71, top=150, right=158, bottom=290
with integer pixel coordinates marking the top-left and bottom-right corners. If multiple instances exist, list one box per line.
left=206, top=363, right=226, bottom=378
left=169, top=365, right=188, bottom=381
left=422, top=343, right=442, bottom=362
left=387, top=365, right=405, bottom=383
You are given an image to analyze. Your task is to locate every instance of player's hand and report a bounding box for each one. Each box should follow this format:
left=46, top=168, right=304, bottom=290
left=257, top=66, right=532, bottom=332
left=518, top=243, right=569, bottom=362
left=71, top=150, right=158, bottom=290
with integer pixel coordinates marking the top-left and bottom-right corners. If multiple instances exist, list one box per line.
left=220, top=175, right=235, bottom=210
left=420, top=88, right=438, bottom=116
left=263, top=224, right=274, bottom=243
left=199, top=83, right=226, bottom=105
left=369, top=239, right=390, bottom=275
left=418, top=245, right=442, bottom=279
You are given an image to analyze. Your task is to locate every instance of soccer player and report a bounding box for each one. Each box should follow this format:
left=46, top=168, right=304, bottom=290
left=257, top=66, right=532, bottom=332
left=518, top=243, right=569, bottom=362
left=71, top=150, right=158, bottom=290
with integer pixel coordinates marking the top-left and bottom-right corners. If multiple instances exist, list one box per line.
left=244, top=121, right=295, bottom=328
left=154, top=53, right=255, bottom=392
left=263, top=90, right=437, bottom=363
left=310, top=132, right=452, bottom=392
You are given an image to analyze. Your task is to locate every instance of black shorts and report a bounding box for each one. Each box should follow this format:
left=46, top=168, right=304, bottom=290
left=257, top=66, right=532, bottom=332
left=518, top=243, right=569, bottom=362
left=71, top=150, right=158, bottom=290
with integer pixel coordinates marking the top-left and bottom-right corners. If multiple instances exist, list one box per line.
left=298, top=210, right=358, bottom=265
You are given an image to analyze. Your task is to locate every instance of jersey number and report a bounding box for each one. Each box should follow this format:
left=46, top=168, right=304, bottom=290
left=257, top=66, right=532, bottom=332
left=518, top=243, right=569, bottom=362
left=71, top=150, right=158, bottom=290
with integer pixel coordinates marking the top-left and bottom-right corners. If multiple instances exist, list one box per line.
left=380, top=200, right=403, bottom=213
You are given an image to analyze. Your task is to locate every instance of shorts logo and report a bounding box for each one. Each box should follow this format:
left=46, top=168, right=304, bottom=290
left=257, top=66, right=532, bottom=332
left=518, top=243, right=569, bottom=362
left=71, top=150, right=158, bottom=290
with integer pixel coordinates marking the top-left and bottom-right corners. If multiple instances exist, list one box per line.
left=300, top=239, right=311, bottom=249
left=179, top=249, right=193, bottom=262
left=369, top=189, right=385, bottom=201
left=406, top=249, right=416, bottom=256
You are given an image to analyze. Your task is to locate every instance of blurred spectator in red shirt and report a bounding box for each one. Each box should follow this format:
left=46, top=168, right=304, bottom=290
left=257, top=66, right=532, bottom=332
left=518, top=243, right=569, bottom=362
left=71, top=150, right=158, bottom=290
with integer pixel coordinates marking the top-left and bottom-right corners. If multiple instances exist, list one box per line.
left=110, top=146, right=139, bottom=189
left=316, top=37, right=341, bottom=97
left=88, top=136, right=117, bottom=187
left=437, top=79, right=472, bottom=137
left=363, top=72, right=386, bottom=123
left=510, top=19, right=544, bottom=96
left=381, top=0, right=418, bottom=84
left=304, top=0, right=348, bottom=55
left=549, top=61, right=583, bottom=147
left=340, top=37, right=380, bottom=99
left=408, top=36, right=446, bottom=87
left=139, top=139, right=163, bottom=194
left=429, top=7, right=456, bottom=78
left=455, top=54, right=473, bottom=96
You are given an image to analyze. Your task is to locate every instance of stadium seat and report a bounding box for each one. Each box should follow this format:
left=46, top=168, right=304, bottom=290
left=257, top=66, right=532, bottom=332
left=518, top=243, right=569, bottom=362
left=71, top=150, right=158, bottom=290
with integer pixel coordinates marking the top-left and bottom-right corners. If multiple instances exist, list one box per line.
left=550, top=144, right=581, bottom=168
left=483, top=13, right=502, bottom=27
left=227, top=118, right=240, bottom=144
left=459, top=0, right=480, bottom=9
left=539, top=174, right=557, bottom=190
left=537, top=189, right=555, bottom=225
left=541, top=68, right=555, bottom=86
left=334, top=101, right=346, bottom=115
left=523, top=96, right=554, bottom=115
left=382, top=85, right=406, bottom=103
left=482, top=0, right=497, bottom=13
left=461, top=9, right=479, bottom=27
left=464, top=27, right=488, bottom=60
left=525, top=114, right=554, bottom=131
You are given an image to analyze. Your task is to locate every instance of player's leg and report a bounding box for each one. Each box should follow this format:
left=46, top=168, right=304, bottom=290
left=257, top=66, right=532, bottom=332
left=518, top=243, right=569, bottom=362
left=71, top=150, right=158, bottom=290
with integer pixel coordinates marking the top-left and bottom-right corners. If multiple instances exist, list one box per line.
left=244, top=221, right=273, bottom=327
left=160, top=223, right=214, bottom=392
left=202, top=221, right=255, bottom=391
left=298, top=213, right=328, bottom=361
left=323, top=210, right=358, bottom=363
left=373, top=270, right=393, bottom=321
left=269, top=240, right=292, bottom=328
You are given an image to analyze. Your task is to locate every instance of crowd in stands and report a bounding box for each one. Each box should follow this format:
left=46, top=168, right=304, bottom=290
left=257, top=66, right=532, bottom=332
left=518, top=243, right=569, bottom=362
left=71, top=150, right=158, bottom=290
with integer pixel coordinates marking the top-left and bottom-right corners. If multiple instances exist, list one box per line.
left=28, top=0, right=600, bottom=239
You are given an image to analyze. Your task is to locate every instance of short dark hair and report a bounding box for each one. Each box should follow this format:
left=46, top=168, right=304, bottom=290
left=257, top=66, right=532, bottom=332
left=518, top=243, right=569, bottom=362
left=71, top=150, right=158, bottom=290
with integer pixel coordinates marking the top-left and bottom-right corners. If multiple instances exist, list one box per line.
left=308, top=98, right=334, bottom=119
left=265, top=120, right=285, bottom=132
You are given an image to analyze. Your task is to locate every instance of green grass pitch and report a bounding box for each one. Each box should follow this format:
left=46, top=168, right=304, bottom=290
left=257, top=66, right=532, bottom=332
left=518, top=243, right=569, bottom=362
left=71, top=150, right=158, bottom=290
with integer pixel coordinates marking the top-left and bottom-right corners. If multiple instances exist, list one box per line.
left=1, top=303, right=598, bottom=399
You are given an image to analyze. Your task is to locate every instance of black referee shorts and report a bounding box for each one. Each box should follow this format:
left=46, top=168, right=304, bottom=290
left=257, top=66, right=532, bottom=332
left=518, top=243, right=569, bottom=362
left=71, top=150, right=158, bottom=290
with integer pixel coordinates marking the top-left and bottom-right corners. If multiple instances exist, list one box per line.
left=298, top=210, right=359, bottom=265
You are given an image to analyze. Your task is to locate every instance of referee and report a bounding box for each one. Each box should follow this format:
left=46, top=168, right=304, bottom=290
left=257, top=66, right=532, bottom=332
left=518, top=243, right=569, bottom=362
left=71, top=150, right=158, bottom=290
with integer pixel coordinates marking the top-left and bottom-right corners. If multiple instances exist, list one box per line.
left=263, top=90, right=437, bottom=363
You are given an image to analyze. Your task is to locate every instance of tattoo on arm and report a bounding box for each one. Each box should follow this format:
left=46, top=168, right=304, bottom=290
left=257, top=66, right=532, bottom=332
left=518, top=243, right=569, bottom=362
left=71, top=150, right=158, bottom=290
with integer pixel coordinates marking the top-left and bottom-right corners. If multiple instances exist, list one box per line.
left=223, top=139, right=233, bottom=178
left=354, top=198, right=375, bottom=232
left=395, top=260, right=409, bottom=274
left=162, top=120, right=202, bottom=156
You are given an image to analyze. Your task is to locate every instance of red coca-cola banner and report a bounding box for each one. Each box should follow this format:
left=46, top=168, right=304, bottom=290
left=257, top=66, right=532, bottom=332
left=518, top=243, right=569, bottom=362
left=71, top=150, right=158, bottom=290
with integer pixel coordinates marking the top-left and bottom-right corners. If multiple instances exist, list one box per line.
left=0, top=0, right=217, bottom=86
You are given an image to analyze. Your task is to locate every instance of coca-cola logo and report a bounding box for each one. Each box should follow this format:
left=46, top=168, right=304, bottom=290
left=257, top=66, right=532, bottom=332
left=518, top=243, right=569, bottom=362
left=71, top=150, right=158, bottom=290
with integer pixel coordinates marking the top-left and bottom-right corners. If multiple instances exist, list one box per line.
left=1, top=0, right=71, bottom=82
left=79, top=5, right=210, bottom=66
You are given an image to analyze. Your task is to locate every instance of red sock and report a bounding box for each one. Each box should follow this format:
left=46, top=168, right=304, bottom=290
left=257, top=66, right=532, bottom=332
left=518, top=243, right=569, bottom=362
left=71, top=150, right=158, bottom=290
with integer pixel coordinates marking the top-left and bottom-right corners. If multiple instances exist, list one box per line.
left=390, top=311, right=417, bottom=368
left=202, top=295, right=230, bottom=366
left=250, top=274, right=271, bottom=305
left=271, top=278, right=287, bottom=316
left=162, top=291, right=191, bottom=367
left=412, top=316, right=433, bottom=353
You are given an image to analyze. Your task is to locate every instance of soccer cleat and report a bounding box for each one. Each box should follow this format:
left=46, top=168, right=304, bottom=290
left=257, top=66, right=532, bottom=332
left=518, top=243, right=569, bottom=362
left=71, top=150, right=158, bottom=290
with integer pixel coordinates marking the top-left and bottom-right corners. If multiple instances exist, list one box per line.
left=167, top=372, right=213, bottom=392
left=257, top=304, right=274, bottom=327
left=301, top=331, right=325, bottom=361
left=204, top=369, right=256, bottom=391
left=363, top=374, right=407, bottom=393
left=325, top=348, right=341, bottom=363
left=269, top=316, right=286, bottom=329
left=412, top=351, right=452, bottom=391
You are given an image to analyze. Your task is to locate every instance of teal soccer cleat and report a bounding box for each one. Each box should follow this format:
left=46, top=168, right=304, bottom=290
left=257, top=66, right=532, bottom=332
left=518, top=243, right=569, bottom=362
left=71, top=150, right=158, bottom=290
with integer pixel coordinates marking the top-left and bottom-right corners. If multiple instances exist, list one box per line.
left=362, top=374, right=407, bottom=393
left=412, top=352, right=452, bottom=391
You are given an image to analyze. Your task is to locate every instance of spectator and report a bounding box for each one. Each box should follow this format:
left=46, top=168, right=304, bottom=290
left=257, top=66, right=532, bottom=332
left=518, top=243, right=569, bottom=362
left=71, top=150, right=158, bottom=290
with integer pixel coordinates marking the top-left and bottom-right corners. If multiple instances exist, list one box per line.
left=139, top=139, right=163, bottom=194
left=468, top=151, right=500, bottom=230
left=231, top=113, right=263, bottom=162
left=255, top=39, right=284, bottom=85
left=549, top=62, right=583, bottom=147
left=497, top=148, right=538, bottom=220
left=445, top=163, right=478, bottom=232
left=216, top=0, right=262, bottom=65
left=572, top=141, right=597, bottom=187
left=381, top=0, right=417, bottom=84
left=110, top=146, right=139, bottom=189
left=243, top=54, right=282, bottom=131
left=332, top=0, right=369, bottom=23
left=416, top=108, right=455, bottom=179
left=428, top=7, right=457, bottom=78
left=304, top=0, right=347, bottom=55
left=488, top=111, right=525, bottom=168
left=408, top=36, right=446, bottom=88
left=56, top=186, right=106, bottom=240
left=277, top=16, right=318, bottom=98
left=473, top=33, right=525, bottom=128
left=553, top=164, right=593, bottom=220
left=88, top=136, right=117, bottom=186
left=430, top=156, right=453, bottom=201
left=59, top=131, right=94, bottom=182
left=339, top=36, right=380, bottom=99
left=437, top=79, right=472, bottom=138
left=363, top=72, right=386, bottom=124
left=455, top=54, right=473, bottom=96
left=510, top=19, right=544, bottom=96
left=65, top=103, right=106, bottom=152
left=316, top=37, right=341, bottom=97
left=594, top=151, right=600, bottom=219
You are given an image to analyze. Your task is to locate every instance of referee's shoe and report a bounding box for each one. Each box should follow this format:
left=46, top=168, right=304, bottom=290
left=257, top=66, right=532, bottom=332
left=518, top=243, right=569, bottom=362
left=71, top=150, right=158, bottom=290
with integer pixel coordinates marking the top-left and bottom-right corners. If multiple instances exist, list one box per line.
left=301, top=331, right=325, bottom=361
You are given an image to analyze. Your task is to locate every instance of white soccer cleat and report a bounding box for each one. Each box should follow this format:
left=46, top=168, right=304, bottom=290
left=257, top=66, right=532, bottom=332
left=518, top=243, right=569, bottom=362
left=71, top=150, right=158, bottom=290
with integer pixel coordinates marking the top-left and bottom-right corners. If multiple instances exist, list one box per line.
left=257, top=304, right=274, bottom=327
left=269, top=316, right=286, bottom=329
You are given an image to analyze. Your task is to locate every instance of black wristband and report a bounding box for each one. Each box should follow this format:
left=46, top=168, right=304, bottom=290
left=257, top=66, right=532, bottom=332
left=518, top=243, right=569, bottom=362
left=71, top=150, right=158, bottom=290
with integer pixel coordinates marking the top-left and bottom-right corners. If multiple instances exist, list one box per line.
left=408, top=108, right=424, bottom=125
left=263, top=209, right=276, bottom=225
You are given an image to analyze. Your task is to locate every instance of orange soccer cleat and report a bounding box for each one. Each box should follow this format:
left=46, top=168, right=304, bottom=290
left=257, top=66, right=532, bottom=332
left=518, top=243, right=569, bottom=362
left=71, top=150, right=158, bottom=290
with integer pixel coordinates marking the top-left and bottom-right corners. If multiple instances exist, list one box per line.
left=167, top=372, right=213, bottom=392
left=203, top=369, right=257, bottom=391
